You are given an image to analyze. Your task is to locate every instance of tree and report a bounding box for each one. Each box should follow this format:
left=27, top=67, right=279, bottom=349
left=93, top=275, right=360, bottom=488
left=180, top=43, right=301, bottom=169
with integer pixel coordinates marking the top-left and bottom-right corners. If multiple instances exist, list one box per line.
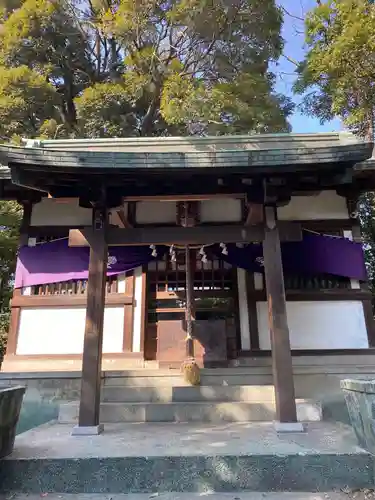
left=0, top=0, right=294, bottom=358
left=0, top=201, right=22, bottom=363
left=358, top=193, right=375, bottom=298
left=294, top=0, right=375, bottom=138
left=0, top=0, right=293, bottom=138
left=295, top=0, right=375, bottom=304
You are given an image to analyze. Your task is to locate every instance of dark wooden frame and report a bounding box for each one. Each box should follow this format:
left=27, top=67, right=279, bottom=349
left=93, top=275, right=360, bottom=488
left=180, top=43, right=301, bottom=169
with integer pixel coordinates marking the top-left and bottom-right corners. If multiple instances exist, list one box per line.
left=239, top=348, right=375, bottom=357
left=69, top=222, right=302, bottom=247
left=246, top=272, right=260, bottom=350
left=123, top=274, right=135, bottom=351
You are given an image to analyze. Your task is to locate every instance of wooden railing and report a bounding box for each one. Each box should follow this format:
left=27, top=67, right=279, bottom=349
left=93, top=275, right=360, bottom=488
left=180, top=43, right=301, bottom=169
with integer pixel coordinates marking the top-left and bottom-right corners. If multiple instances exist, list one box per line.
left=284, top=274, right=351, bottom=290
left=28, top=276, right=118, bottom=296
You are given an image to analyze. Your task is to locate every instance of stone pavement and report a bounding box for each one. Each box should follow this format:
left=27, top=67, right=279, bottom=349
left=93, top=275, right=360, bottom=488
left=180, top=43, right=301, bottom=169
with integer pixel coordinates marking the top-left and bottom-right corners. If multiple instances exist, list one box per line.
left=7, top=421, right=365, bottom=459
left=0, top=493, right=368, bottom=499
left=1, top=422, right=373, bottom=494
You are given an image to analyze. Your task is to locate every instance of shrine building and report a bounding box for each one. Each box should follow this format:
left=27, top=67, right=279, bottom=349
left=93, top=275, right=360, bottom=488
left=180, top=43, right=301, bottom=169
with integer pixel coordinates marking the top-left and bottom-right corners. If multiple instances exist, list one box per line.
left=0, top=132, right=374, bottom=433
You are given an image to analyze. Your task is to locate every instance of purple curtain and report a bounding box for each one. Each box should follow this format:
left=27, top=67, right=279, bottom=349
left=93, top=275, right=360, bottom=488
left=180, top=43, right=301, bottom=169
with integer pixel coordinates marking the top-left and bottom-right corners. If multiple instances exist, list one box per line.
left=15, top=231, right=367, bottom=288
left=15, top=239, right=164, bottom=288
left=211, top=231, right=367, bottom=280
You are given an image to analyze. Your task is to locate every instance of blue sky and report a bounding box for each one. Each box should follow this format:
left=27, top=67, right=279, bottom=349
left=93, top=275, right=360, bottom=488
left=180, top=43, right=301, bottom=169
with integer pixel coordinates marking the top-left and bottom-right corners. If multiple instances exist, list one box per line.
left=276, top=0, right=342, bottom=133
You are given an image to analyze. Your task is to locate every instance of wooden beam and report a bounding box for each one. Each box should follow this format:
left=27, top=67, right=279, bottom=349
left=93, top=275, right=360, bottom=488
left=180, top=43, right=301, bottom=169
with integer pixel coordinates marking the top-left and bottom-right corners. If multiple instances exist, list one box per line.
left=69, top=222, right=302, bottom=248
left=245, top=203, right=263, bottom=226
left=262, top=205, right=298, bottom=425
left=116, top=203, right=133, bottom=228
left=11, top=294, right=133, bottom=308
left=76, top=207, right=108, bottom=434
left=124, top=194, right=245, bottom=202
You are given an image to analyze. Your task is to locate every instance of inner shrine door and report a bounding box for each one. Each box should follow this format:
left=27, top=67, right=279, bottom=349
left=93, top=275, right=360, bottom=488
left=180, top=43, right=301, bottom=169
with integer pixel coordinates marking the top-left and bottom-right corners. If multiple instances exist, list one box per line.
left=145, top=248, right=240, bottom=367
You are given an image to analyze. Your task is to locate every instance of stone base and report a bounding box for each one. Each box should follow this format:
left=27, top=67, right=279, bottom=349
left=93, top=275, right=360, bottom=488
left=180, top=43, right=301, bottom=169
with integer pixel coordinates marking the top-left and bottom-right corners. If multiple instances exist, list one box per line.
left=71, top=424, right=104, bottom=436
left=274, top=421, right=305, bottom=433
left=0, top=386, right=26, bottom=458
left=341, top=378, right=375, bottom=453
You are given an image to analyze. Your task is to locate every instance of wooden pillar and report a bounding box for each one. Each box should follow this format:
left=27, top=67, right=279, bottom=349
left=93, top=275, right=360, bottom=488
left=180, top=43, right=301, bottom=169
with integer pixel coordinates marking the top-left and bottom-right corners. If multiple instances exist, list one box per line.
left=262, top=206, right=302, bottom=431
left=185, top=245, right=194, bottom=359
left=73, top=207, right=108, bottom=435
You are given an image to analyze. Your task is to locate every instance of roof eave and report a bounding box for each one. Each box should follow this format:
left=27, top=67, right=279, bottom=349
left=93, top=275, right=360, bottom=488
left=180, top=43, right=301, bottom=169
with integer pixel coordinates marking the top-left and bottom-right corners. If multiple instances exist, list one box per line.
left=0, top=142, right=372, bottom=171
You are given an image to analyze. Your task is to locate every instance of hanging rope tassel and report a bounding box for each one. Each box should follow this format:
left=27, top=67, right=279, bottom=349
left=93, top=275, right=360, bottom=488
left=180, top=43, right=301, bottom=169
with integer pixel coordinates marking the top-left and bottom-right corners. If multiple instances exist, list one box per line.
left=181, top=203, right=200, bottom=386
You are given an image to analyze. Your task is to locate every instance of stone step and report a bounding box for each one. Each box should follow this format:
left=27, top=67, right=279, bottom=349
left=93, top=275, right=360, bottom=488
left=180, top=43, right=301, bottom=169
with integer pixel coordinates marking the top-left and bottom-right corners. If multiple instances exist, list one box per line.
left=104, top=375, right=274, bottom=387
left=101, top=385, right=276, bottom=403
left=103, top=369, right=274, bottom=387
left=59, top=399, right=322, bottom=423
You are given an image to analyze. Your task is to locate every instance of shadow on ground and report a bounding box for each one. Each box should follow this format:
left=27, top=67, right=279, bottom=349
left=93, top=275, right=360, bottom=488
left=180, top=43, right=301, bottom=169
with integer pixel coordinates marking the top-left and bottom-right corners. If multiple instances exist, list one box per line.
left=16, top=400, right=59, bottom=435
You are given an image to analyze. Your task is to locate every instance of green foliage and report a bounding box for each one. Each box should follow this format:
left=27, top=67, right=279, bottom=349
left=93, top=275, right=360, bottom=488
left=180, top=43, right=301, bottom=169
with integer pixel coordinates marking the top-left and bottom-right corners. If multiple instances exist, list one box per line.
left=0, top=0, right=292, bottom=138
left=0, top=66, right=58, bottom=140
left=358, top=193, right=375, bottom=298
left=295, top=0, right=375, bottom=137
left=296, top=0, right=375, bottom=310
left=0, top=201, right=22, bottom=363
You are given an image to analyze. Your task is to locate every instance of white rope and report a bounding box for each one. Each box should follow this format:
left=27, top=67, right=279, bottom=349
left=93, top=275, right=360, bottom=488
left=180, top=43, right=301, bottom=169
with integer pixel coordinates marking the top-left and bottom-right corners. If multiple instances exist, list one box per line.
left=32, top=236, right=68, bottom=245
left=302, top=228, right=348, bottom=239
left=29, top=228, right=350, bottom=247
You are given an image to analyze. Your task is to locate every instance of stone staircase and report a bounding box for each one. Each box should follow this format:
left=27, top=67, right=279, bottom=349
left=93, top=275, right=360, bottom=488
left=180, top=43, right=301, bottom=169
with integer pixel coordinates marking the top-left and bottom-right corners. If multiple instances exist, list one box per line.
left=58, top=369, right=322, bottom=423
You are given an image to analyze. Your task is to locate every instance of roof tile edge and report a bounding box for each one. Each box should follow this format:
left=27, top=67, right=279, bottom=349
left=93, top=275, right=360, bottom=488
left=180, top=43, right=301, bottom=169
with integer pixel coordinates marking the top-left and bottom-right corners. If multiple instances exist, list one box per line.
left=21, top=132, right=369, bottom=153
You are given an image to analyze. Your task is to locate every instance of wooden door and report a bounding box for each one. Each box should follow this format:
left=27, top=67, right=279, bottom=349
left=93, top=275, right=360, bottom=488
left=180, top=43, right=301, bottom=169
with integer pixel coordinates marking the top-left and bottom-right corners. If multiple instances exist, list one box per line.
left=145, top=249, right=239, bottom=367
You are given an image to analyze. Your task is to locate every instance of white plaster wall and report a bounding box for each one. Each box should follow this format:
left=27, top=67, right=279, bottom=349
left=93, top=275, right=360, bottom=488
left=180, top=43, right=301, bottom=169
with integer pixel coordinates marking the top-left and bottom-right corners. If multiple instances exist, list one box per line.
left=343, top=230, right=361, bottom=289
left=16, top=306, right=125, bottom=355
left=200, top=199, right=242, bottom=222
left=237, top=268, right=250, bottom=350
left=132, top=267, right=143, bottom=353
left=31, top=198, right=92, bottom=226
left=136, top=201, right=176, bottom=224
left=278, top=191, right=348, bottom=220
left=256, top=301, right=368, bottom=350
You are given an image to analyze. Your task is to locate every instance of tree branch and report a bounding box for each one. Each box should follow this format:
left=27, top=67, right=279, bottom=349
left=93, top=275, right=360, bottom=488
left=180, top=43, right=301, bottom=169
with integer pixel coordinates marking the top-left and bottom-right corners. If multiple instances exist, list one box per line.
left=280, top=6, right=304, bottom=22
left=282, top=53, right=299, bottom=67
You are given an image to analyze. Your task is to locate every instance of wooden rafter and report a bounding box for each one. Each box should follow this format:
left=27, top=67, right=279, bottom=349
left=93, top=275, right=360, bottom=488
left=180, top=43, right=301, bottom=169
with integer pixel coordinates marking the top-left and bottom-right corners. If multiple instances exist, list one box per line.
left=69, top=222, right=302, bottom=248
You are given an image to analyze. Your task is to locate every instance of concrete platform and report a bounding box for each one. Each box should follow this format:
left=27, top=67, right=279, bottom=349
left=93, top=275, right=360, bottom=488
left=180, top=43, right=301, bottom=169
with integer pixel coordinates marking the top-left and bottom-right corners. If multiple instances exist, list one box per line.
left=0, top=421, right=373, bottom=494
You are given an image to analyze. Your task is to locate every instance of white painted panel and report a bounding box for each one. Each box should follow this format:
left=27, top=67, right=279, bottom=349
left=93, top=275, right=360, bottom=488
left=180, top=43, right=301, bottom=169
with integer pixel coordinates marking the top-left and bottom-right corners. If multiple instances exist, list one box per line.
left=17, top=306, right=124, bottom=355
left=278, top=191, right=348, bottom=220
left=257, top=301, right=368, bottom=350
left=132, top=267, right=143, bottom=352
left=117, top=273, right=126, bottom=293
left=237, top=268, right=250, bottom=350
left=136, top=201, right=176, bottom=224
left=200, top=199, right=242, bottom=222
left=254, top=273, right=264, bottom=290
left=31, top=198, right=92, bottom=226
left=343, top=230, right=361, bottom=289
